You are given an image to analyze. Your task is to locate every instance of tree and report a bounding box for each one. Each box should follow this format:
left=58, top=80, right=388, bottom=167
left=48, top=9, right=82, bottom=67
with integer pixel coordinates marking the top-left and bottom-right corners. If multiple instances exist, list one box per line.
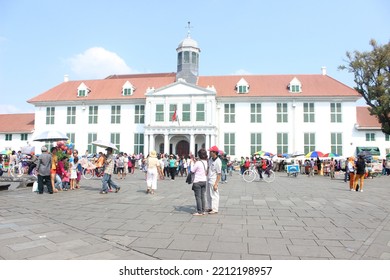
left=339, top=39, right=390, bottom=135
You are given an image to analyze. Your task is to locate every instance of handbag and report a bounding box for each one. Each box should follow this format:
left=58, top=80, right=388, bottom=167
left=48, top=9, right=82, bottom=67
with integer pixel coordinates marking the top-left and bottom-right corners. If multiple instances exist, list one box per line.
left=186, top=172, right=194, bottom=184
left=32, top=181, right=38, bottom=192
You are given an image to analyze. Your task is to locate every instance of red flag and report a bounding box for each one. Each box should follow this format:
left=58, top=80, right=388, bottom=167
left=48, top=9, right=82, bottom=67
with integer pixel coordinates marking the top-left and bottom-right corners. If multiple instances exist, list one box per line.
left=172, top=109, right=177, bottom=122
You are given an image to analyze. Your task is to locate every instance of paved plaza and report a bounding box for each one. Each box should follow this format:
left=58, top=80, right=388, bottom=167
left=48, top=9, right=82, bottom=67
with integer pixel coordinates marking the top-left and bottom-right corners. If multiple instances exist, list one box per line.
left=0, top=170, right=390, bottom=260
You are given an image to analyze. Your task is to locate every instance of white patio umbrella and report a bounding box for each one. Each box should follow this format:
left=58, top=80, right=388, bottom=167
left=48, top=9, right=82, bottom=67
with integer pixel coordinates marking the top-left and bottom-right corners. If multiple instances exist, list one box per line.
left=91, top=140, right=118, bottom=151
left=292, top=151, right=305, bottom=157
left=21, top=145, right=35, bottom=154
left=33, top=130, right=69, bottom=142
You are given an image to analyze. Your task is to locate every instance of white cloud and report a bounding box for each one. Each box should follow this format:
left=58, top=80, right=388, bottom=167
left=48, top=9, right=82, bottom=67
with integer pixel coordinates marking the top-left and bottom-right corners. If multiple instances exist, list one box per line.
left=231, top=69, right=252, bottom=75
left=0, top=104, right=28, bottom=114
left=68, top=47, right=135, bottom=79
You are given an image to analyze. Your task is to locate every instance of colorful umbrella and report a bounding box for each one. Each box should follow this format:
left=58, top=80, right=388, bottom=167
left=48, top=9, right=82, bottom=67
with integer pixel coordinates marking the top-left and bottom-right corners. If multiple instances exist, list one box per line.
left=305, top=151, right=324, bottom=158
left=323, top=152, right=339, bottom=158
left=254, top=151, right=274, bottom=157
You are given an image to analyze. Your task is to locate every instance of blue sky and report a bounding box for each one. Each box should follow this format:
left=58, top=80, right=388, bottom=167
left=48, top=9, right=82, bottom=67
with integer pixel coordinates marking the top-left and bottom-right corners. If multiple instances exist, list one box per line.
left=0, top=0, right=389, bottom=113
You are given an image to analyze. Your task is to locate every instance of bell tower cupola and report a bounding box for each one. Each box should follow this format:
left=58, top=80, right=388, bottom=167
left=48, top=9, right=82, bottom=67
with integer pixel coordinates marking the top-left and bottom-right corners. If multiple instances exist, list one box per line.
left=176, top=22, right=200, bottom=84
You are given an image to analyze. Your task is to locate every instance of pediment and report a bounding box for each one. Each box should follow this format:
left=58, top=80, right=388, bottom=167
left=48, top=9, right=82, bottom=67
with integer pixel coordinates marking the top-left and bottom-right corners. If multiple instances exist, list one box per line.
left=146, top=80, right=215, bottom=96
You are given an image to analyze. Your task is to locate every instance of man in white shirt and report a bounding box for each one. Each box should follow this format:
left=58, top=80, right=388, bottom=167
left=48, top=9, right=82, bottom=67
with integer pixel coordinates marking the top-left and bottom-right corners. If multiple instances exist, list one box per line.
left=207, top=146, right=222, bottom=214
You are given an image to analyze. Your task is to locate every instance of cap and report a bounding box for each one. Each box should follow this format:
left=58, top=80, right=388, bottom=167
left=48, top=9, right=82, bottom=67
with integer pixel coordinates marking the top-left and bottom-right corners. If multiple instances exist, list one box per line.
left=105, top=147, right=113, bottom=152
left=208, top=146, right=219, bottom=152
left=41, top=146, right=48, bottom=152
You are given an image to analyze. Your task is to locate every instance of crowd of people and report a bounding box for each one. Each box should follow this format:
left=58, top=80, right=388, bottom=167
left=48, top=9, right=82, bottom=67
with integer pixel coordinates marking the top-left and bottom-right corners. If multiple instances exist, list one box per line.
left=35, top=146, right=83, bottom=194
left=32, top=143, right=224, bottom=216
left=3, top=142, right=387, bottom=215
left=0, top=150, right=38, bottom=177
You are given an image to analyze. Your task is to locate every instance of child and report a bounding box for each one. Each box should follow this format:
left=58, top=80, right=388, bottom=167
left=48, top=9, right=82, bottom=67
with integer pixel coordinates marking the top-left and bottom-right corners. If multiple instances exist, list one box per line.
left=62, top=170, right=70, bottom=190
left=70, top=157, right=80, bottom=190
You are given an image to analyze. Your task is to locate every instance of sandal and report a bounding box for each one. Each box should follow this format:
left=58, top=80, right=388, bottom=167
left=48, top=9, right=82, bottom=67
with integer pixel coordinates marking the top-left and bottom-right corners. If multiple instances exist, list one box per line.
left=150, top=190, right=155, bottom=195
left=192, top=212, right=203, bottom=216
left=146, top=188, right=150, bottom=194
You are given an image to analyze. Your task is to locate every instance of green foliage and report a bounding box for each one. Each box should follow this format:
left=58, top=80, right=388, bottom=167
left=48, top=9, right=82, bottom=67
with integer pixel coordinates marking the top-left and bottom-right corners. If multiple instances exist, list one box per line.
left=56, top=151, right=69, bottom=170
left=339, top=39, right=390, bottom=135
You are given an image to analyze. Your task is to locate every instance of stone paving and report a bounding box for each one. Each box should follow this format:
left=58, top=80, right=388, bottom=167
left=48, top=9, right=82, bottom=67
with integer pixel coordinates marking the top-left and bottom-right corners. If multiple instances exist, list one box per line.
left=0, top=170, right=390, bottom=260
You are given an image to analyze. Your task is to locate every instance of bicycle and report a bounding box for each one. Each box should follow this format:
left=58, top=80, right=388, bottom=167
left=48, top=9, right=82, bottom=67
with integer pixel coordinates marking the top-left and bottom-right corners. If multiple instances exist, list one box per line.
left=83, top=167, right=104, bottom=179
left=242, top=164, right=275, bottom=183
left=9, top=164, right=23, bottom=178
left=9, top=165, right=38, bottom=178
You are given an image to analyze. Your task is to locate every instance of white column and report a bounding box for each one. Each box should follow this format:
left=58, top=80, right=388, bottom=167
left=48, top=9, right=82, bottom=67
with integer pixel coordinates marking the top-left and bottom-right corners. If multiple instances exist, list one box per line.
left=292, top=100, right=296, bottom=153
left=211, top=134, right=216, bottom=147
left=190, top=133, right=195, bottom=154
left=144, top=134, right=149, bottom=155
left=149, top=133, right=155, bottom=152
left=164, top=133, right=169, bottom=154
left=205, top=134, right=210, bottom=150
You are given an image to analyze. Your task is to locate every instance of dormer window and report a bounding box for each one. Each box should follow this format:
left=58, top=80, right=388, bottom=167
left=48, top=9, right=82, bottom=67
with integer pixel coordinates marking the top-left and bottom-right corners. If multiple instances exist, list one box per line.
left=122, top=81, right=135, bottom=96
left=77, top=82, right=90, bottom=97
left=235, top=78, right=250, bottom=94
left=288, top=77, right=302, bottom=93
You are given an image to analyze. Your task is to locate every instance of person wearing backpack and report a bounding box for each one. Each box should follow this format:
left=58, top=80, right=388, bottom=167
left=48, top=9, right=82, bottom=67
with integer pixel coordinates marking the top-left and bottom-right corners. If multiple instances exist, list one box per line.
left=353, top=155, right=366, bottom=192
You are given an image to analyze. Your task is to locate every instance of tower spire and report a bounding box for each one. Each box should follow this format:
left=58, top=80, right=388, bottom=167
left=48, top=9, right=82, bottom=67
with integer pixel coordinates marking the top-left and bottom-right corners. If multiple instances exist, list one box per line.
left=185, top=21, right=193, bottom=38
left=176, top=22, right=200, bottom=84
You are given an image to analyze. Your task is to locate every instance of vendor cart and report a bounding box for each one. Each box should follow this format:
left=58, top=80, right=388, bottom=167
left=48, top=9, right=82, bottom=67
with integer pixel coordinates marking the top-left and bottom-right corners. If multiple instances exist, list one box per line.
left=287, top=164, right=300, bottom=177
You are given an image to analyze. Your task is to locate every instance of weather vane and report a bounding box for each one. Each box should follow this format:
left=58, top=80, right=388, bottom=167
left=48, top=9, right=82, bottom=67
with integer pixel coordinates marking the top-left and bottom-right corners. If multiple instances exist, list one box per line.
left=185, top=21, right=193, bottom=37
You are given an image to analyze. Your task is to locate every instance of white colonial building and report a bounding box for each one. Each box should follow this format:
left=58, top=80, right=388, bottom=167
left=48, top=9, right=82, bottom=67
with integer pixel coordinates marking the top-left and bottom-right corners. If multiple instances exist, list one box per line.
left=18, top=33, right=389, bottom=158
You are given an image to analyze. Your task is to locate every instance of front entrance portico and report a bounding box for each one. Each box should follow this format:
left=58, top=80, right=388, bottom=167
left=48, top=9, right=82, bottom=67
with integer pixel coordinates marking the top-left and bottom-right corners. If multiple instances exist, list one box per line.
left=144, top=126, right=217, bottom=156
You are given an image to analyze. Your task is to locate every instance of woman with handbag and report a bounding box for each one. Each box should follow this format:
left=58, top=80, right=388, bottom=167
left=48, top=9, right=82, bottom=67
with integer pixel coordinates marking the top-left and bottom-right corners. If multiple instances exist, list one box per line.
left=190, top=148, right=208, bottom=216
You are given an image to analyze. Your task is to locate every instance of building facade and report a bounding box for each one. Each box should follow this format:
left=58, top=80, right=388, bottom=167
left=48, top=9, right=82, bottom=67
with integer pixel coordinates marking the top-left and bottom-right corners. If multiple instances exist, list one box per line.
left=17, top=34, right=389, bottom=158
left=0, top=114, right=34, bottom=153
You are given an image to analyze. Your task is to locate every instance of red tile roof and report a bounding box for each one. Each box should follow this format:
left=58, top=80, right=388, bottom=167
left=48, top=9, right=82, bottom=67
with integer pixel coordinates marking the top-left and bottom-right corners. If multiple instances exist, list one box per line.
left=198, top=74, right=359, bottom=97
left=28, top=74, right=176, bottom=103
left=356, top=106, right=381, bottom=129
left=0, top=113, right=35, bottom=133
left=27, top=73, right=359, bottom=104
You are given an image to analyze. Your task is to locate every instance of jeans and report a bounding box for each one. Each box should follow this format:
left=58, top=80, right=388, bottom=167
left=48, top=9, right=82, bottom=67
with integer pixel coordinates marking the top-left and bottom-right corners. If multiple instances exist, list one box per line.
left=102, top=173, right=118, bottom=192
left=221, top=168, right=227, bottom=182
left=344, top=171, right=350, bottom=182
left=192, top=182, right=206, bottom=213
left=55, top=174, right=63, bottom=190
left=38, top=174, right=53, bottom=193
